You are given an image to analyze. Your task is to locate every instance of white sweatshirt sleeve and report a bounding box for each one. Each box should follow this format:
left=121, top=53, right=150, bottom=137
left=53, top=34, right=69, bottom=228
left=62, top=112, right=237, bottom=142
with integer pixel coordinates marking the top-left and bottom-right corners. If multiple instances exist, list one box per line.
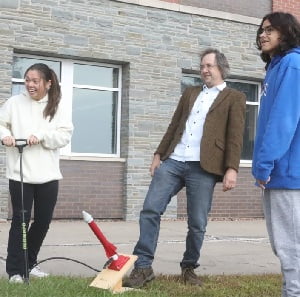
left=0, top=99, right=13, bottom=140
left=34, top=101, right=73, bottom=150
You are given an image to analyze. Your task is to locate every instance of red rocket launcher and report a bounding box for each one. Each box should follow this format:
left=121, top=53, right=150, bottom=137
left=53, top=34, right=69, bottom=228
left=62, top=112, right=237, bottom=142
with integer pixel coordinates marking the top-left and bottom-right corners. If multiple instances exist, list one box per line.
left=82, top=211, right=130, bottom=271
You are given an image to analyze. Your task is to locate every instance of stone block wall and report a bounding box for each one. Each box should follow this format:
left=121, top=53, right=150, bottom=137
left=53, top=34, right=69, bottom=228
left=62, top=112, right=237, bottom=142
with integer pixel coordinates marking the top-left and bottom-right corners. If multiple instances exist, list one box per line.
left=0, top=0, right=269, bottom=221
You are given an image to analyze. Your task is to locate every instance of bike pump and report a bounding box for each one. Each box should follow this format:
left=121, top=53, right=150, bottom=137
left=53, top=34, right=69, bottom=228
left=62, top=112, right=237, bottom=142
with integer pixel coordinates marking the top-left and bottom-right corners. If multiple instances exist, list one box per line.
left=15, top=139, right=30, bottom=284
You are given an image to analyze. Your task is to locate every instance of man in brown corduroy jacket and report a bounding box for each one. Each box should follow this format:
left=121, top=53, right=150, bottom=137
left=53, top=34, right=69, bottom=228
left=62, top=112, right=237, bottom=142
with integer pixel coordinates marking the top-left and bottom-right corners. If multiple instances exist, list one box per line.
left=125, top=48, right=246, bottom=288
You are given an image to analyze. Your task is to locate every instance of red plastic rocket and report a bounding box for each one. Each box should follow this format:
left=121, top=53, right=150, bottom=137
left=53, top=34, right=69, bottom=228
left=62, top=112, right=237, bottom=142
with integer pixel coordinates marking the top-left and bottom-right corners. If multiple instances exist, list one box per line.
left=82, top=210, right=130, bottom=271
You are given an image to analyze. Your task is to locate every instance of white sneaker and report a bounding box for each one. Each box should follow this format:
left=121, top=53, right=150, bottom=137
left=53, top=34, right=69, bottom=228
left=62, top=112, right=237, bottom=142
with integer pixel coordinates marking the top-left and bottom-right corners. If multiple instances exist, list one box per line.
left=30, top=266, right=49, bottom=278
left=9, top=274, right=24, bottom=284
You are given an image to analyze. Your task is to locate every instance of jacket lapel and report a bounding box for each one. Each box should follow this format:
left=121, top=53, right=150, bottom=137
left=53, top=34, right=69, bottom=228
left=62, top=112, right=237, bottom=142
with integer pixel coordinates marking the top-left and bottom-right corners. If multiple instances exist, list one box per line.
left=208, top=87, right=230, bottom=113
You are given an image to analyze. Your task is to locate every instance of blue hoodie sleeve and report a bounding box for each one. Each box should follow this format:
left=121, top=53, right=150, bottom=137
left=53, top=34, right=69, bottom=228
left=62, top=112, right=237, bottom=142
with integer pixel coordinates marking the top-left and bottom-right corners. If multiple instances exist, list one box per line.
left=254, top=61, right=300, bottom=181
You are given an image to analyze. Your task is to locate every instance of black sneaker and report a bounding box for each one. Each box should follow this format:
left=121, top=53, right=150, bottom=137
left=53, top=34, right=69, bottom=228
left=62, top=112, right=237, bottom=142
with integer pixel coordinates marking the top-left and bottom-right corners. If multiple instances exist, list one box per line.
left=181, top=267, right=202, bottom=286
left=123, top=267, right=155, bottom=288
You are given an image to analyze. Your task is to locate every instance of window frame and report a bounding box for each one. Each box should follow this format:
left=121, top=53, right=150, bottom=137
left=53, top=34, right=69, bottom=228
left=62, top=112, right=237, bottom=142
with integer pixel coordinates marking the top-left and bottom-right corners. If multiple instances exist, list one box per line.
left=12, top=53, right=122, bottom=158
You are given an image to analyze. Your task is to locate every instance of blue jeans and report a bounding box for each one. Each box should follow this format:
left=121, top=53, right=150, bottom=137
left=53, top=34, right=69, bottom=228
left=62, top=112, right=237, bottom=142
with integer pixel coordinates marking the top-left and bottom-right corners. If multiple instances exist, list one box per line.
left=133, top=158, right=218, bottom=269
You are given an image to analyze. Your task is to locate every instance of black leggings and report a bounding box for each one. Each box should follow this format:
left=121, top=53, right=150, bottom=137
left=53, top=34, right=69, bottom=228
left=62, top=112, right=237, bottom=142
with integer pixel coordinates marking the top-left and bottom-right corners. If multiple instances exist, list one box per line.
left=6, top=180, right=58, bottom=277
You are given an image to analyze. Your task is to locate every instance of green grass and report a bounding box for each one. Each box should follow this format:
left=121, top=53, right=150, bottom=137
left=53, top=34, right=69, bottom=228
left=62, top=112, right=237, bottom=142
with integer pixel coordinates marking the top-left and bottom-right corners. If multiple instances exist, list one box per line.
left=0, top=274, right=281, bottom=297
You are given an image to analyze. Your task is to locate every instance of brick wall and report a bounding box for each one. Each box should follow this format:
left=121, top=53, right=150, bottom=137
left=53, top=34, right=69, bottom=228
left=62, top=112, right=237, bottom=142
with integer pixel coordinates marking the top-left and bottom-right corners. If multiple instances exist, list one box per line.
left=178, top=168, right=263, bottom=219
left=7, top=160, right=126, bottom=220
left=273, top=0, right=300, bottom=20
left=55, top=160, right=125, bottom=219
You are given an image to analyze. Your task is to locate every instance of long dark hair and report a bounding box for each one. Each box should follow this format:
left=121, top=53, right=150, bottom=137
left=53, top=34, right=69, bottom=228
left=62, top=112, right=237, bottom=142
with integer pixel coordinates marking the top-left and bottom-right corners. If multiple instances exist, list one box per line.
left=256, top=12, right=300, bottom=66
left=24, top=63, right=61, bottom=121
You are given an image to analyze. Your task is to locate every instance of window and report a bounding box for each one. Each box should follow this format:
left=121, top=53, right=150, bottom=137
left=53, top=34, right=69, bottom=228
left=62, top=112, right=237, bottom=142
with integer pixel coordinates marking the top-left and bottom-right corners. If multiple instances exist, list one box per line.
left=181, top=74, right=260, bottom=162
left=12, top=55, right=122, bottom=157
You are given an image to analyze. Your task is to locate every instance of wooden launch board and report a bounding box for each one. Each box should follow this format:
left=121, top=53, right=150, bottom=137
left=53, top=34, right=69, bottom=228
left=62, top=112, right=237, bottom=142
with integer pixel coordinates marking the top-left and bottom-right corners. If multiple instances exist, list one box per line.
left=90, top=254, right=138, bottom=293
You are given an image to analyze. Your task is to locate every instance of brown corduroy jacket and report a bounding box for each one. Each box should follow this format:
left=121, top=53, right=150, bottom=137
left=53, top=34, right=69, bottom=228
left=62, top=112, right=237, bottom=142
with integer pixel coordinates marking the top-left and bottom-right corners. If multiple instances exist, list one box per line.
left=155, top=86, right=246, bottom=178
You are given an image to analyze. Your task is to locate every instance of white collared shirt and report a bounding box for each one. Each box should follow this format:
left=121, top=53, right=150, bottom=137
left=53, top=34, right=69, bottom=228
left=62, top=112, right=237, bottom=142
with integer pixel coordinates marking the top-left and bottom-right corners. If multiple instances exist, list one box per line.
left=170, top=82, right=226, bottom=162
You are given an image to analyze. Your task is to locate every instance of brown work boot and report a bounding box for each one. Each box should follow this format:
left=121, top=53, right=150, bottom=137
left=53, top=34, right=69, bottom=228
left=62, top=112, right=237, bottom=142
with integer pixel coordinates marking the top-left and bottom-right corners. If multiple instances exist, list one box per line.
left=181, top=267, right=202, bottom=286
left=123, top=267, right=155, bottom=288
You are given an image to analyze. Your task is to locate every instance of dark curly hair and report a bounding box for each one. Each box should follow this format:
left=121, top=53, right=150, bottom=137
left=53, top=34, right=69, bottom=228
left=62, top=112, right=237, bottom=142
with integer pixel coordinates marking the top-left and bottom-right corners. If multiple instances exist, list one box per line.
left=256, top=12, right=300, bottom=67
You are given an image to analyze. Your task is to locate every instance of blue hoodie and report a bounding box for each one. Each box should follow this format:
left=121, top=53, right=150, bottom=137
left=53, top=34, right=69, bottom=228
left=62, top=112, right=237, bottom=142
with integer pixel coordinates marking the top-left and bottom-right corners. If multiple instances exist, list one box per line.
left=252, top=47, right=300, bottom=189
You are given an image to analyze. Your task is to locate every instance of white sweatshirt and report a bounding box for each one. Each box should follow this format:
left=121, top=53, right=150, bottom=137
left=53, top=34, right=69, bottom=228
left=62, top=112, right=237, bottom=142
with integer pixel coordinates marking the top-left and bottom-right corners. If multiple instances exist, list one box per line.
left=0, top=92, right=73, bottom=184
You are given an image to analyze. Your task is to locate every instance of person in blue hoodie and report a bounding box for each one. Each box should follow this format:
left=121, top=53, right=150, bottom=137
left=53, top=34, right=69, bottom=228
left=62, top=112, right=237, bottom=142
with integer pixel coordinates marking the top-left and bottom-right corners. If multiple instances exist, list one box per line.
left=252, top=12, right=300, bottom=297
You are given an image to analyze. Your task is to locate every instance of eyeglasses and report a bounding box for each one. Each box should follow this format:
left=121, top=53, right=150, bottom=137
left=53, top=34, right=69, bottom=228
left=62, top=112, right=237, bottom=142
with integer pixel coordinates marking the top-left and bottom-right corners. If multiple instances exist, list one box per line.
left=200, top=64, right=217, bottom=71
left=258, top=25, right=274, bottom=35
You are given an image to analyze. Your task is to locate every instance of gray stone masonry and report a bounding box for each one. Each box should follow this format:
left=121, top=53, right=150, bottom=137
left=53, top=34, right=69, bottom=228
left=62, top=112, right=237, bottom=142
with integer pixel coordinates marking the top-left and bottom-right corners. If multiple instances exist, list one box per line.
left=0, top=0, right=265, bottom=220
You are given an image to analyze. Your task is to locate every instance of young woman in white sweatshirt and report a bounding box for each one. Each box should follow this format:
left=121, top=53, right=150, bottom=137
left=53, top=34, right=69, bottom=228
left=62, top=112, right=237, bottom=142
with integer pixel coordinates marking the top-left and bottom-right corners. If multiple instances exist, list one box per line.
left=0, top=63, right=73, bottom=283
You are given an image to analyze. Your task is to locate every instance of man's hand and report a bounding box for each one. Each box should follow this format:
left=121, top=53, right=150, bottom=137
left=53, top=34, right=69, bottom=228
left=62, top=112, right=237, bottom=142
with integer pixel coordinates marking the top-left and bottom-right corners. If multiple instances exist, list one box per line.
left=222, top=168, right=237, bottom=192
left=150, top=154, right=161, bottom=176
left=256, top=177, right=271, bottom=189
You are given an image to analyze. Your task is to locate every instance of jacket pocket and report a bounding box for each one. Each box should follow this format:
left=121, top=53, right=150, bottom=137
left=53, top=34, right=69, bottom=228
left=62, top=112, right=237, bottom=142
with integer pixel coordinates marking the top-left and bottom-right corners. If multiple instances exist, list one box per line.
left=215, top=139, right=225, bottom=151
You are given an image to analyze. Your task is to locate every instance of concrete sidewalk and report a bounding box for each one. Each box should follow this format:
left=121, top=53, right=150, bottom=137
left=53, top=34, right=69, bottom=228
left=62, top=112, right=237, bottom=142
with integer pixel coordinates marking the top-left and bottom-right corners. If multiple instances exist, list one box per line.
left=0, top=219, right=280, bottom=278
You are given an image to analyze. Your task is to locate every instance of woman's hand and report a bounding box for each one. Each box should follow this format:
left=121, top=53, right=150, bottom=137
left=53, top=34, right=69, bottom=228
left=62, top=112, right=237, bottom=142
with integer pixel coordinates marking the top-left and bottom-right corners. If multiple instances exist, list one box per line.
left=2, top=136, right=15, bottom=147
left=27, top=135, right=40, bottom=146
